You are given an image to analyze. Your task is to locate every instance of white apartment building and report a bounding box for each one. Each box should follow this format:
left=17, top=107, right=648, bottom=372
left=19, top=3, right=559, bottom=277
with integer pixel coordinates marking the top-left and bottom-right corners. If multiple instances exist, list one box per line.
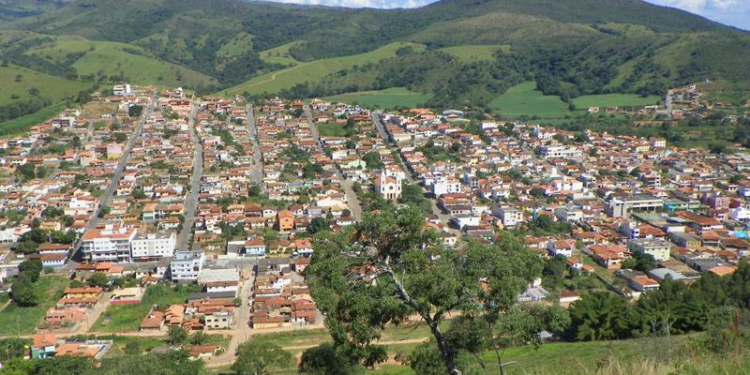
left=539, top=144, right=582, bottom=159
left=627, top=238, right=672, bottom=261
left=555, top=207, right=584, bottom=223
left=492, top=205, right=524, bottom=227
left=170, top=251, right=206, bottom=282
left=607, top=195, right=664, bottom=218
left=432, top=176, right=461, bottom=198
left=80, top=224, right=137, bottom=262
left=131, top=231, right=176, bottom=260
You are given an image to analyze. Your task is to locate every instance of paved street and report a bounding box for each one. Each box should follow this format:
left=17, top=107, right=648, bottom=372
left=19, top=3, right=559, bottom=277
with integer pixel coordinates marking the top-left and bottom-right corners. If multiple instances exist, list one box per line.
left=246, top=104, right=264, bottom=188
left=371, top=112, right=454, bottom=226
left=66, top=96, right=158, bottom=269
left=205, top=275, right=253, bottom=367
left=304, top=107, right=363, bottom=220
left=176, top=104, right=202, bottom=251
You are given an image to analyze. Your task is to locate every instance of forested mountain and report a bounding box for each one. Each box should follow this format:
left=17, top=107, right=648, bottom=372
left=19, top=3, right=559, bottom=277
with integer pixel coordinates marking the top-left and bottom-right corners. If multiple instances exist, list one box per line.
left=1, top=0, right=749, bottom=112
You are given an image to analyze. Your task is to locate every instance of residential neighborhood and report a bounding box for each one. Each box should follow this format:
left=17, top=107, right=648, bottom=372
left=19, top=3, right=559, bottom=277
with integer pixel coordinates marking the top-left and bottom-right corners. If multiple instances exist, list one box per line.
left=0, top=82, right=749, bottom=373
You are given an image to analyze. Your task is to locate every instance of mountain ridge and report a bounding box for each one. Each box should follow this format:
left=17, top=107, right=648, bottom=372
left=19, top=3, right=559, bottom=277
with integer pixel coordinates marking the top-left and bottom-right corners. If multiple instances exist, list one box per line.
left=0, top=0, right=749, bottom=112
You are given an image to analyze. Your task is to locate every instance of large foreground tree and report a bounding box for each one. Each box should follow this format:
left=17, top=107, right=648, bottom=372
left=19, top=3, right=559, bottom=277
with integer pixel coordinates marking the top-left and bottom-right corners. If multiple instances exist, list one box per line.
left=306, top=206, right=568, bottom=375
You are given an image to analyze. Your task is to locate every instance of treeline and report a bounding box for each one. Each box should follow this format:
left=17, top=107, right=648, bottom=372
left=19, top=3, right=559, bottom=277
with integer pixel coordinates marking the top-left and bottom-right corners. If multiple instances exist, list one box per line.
left=568, top=262, right=750, bottom=344
left=0, top=97, right=52, bottom=123
left=0, top=350, right=204, bottom=375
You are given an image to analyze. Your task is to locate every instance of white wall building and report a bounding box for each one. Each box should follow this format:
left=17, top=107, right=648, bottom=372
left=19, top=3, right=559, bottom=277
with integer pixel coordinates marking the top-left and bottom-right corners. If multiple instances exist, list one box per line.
left=432, top=176, right=461, bottom=197
left=170, top=251, right=206, bottom=281
left=80, top=224, right=137, bottom=262
left=492, top=205, right=524, bottom=227
left=131, top=231, right=176, bottom=260
left=375, top=171, right=402, bottom=200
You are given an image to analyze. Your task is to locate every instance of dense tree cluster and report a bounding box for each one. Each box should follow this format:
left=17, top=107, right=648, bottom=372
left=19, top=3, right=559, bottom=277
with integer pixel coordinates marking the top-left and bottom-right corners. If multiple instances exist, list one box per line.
left=568, top=262, right=750, bottom=342
left=305, top=206, right=568, bottom=375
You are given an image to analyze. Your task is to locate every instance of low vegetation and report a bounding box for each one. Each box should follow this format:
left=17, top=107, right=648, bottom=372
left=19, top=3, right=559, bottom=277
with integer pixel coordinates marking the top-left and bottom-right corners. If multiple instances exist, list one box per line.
left=94, top=284, right=201, bottom=332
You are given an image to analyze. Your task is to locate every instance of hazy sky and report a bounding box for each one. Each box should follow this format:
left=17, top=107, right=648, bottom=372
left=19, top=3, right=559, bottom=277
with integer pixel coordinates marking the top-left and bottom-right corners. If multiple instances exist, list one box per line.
left=263, top=0, right=750, bottom=30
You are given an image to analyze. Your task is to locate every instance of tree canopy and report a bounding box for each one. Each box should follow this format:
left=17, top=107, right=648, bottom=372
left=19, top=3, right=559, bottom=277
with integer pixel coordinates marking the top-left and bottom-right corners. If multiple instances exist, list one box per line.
left=306, top=206, right=567, bottom=374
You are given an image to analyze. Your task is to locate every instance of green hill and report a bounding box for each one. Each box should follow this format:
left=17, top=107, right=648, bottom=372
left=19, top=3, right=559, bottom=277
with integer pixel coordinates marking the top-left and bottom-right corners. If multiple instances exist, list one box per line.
left=27, top=37, right=216, bottom=87
left=0, top=63, right=90, bottom=106
left=0, top=0, right=748, bottom=117
left=222, top=42, right=423, bottom=96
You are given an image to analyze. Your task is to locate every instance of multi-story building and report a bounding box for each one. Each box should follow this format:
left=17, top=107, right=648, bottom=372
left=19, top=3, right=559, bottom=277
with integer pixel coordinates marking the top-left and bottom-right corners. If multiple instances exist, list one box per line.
left=538, top=144, right=582, bottom=159
left=170, top=251, right=205, bottom=282
left=131, top=231, right=176, bottom=261
left=627, top=238, right=672, bottom=261
left=492, top=205, right=523, bottom=228
left=607, top=195, right=663, bottom=218
left=431, top=176, right=461, bottom=198
left=80, top=224, right=137, bottom=263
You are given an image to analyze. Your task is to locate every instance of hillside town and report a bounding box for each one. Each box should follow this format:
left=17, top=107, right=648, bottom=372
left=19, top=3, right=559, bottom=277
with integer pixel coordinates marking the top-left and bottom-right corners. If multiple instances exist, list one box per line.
left=0, top=82, right=749, bottom=371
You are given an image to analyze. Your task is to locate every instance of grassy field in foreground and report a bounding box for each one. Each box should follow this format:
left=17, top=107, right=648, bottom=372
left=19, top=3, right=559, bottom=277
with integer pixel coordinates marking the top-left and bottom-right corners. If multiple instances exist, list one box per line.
left=251, top=327, right=708, bottom=375
left=0, top=103, right=65, bottom=136
left=0, top=276, right=69, bottom=335
left=572, top=93, right=661, bottom=108
left=222, top=42, right=424, bottom=96
left=323, top=88, right=433, bottom=110
left=94, top=284, right=201, bottom=332
left=438, top=45, right=510, bottom=62
left=489, top=82, right=571, bottom=118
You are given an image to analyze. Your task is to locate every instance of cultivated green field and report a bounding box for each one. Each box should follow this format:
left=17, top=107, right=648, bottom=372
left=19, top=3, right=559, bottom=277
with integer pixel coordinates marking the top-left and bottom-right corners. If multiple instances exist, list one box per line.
left=259, top=42, right=301, bottom=67
left=489, top=82, right=571, bottom=118
left=438, top=45, right=510, bottom=62
left=489, top=83, right=663, bottom=118
left=323, top=88, right=433, bottom=109
left=572, top=93, right=661, bottom=108
left=0, top=276, right=69, bottom=335
left=94, top=284, right=201, bottom=332
left=316, top=123, right=350, bottom=137
left=222, top=42, right=424, bottom=96
left=28, top=37, right=216, bottom=87
left=0, top=64, right=90, bottom=106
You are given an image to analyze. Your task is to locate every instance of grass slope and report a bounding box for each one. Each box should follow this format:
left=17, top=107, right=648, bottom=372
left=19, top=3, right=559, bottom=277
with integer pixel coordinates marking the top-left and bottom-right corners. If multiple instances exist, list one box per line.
left=323, top=88, right=433, bottom=109
left=0, top=103, right=65, bottom=136
left=94, top=284, right=200, bottom=332
left=0, top=276, right=69, bottom=335
left=489, top=82, right=571, bottom=118
left=27, top=37, right=216, bottom=87
left=259, top=42, right=301, bottom=67
left=438, top=45, right=510, bottom=62
left=221, top=42, right=423, bottom=96
left=572, top=94, right=661, bottom=108
left=0, top=64, right=89, bottom=106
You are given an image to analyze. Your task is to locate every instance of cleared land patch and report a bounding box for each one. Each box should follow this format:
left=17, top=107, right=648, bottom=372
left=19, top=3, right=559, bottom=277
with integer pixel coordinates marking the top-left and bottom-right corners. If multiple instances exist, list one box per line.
left=489, top=82, right=570, bottom=118
left=222, top=42, right=424, bottom=96
left=323, top=88, right=432, bottom=109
